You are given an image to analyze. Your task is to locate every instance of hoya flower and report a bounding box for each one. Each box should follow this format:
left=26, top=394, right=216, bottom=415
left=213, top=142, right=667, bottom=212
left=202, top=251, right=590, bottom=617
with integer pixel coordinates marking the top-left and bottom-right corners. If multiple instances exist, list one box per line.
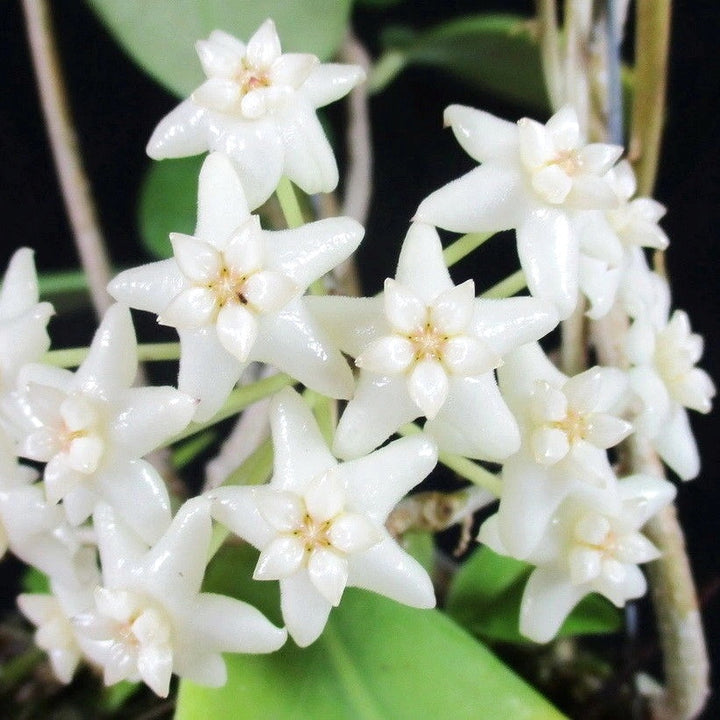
left=147, top=20, right=365, bottom=209
left=109, top=154, right=360, bottom=422
left=0, top=435, right=93, bottom=587
left=626, top=304, right=715, bottom=480
left=73, top=498, right=286, bottom=697
left=308, top=222, right=558, bottom=460
left=494, top=343, right=632, bottom=557
left=3, top=304, right=195, bottom=543
left=210, top=387, right=437, bottom=647
left=573, top=160, right=670, bottom=318
left=0, top=248, right=54, bottom=404
left=415, top=105, right=623, bottom=319
left=480, top=474, right=676, bottom=642
left=18, top=563, right=100, bottom=684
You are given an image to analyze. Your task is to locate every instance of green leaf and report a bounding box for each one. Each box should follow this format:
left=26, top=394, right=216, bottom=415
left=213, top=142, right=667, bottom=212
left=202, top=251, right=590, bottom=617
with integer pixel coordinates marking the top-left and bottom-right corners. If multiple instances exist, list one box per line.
left=446, top=546, right=622, bottom=645
left=85, top=0, right=353, bottom=98
left=400, top=530, right=435, bottom=575
left=139, top=156, right=203, bottom=259
left=22, top=568, right=50, bottom=595
left=177, top=544, right=566, bottom=720
left=375, top=14, right=549, bottom=111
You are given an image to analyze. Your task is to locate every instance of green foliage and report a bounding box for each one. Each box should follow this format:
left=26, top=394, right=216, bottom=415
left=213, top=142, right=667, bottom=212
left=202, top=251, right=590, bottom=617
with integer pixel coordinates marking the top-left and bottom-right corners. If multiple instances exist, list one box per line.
left=85, top=0, right=354, bottom=97
left=138, top=156, right=203, bottom=259
left=176, top=544, right=566, bottom=719
left=446, top=546, right=622, bottom=645
left=373, top=14, right=549, bottom=112
left=401, top=530, right=435, bottom=574
left=22, top=567, right=50, bottom=594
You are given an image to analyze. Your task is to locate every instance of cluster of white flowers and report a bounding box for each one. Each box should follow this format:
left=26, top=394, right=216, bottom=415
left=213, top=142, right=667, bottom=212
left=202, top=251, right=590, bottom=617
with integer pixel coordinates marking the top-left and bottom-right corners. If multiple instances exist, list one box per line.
left=0, top=18, right=713, bottom=698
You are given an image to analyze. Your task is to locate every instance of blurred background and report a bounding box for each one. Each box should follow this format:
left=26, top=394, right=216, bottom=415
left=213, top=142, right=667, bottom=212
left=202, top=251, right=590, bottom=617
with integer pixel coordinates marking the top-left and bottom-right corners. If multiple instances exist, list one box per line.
left=0, top=1, right=718, bottom=718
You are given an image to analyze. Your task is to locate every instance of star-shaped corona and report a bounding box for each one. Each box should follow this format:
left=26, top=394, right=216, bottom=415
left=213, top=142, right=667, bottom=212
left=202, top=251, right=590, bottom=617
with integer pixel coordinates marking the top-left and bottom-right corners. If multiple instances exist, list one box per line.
left=210, top=387, right=438, bottom=647
left=109, top=153, right=362, bottom=422
left=2, top=304, right=196, bottom=544
left=71, top=498, right=286, bottom=697
left=309, top=222, right=558, bottom=460
left=146, top=20, right=366, bottom=209
left=415, top=105, right=623, bottom=319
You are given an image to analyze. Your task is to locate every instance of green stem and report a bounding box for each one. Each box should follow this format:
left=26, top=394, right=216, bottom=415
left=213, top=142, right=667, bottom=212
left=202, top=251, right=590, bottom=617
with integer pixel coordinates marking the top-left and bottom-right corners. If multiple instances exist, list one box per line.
left=443, top=232, right=494, bottom=267
left=170, top=374, right=295, bottom=444
left=44, top=342, right=181, bottom=368
left=481, top=270, right=527, bottom=299
left=399, top=424, right=502, bottom=496
left=276, top=176, right=305, bottom=229
left=630, top=0, right=671, bottom=196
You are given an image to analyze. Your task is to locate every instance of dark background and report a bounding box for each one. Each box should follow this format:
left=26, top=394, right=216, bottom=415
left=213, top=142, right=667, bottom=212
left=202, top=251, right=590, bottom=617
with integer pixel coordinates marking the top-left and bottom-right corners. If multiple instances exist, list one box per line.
left=1, top=1, right=719, bottom=717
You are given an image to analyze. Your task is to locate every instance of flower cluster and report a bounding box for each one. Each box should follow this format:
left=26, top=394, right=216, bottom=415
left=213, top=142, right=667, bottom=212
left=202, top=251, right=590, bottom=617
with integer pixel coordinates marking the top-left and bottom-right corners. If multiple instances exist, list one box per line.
left=1, top=17, right=713, bottom=700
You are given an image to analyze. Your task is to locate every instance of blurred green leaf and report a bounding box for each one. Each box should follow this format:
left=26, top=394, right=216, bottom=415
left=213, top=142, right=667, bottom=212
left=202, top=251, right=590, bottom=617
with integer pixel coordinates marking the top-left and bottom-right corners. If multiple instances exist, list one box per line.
left=446, top=546, right=622, bottom=645
left=86, top=0, right=353, bottom=97
left=374, top=14, right=549, bottom=111
left=401, top=530, right=435, bottom=574
left=177, top=544, right=566, bottom=720
left=22, top=568, right=50, bottom=595
left=138, top=156, right=202, bottom=259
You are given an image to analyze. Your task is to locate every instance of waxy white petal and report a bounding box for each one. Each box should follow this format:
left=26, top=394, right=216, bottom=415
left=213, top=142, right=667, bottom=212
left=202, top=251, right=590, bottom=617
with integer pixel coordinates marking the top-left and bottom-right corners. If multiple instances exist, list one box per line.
left=280, top=572, right=332, bottom=647
left=177, top=327, right=243, bottom=422
left=301, top=63, right=366, bottom=108
left=425, top=374, right=520, bottom=461
left=517, top=207, right=578, bottom=320
left=146, top=100, right=209, bottom=159
left=278, top=96, right=339, bottom=194
left=444, top=105, right=519, bottom=163
left=269, top=388, right=336, bottom=493
left=348, top=538, right=436, bottom=609
left=340, top=434, right=438, bottom=521
left=415, top=161, right=528, bottom=234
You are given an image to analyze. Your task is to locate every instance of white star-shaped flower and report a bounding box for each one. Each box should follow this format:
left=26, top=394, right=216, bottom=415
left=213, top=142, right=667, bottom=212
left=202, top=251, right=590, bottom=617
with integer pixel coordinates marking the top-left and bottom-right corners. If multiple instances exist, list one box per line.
left=573, top=160, right=670, bottom=319
left=0, top=435, right=94, bottom=587
left=415, top=105, right=623, bottom=319
left=18, top=564, right=100, bottom=685
left=480, top=474, right=676, bottom=642
left=72, top=498, right=286, bottom=697
left=493, top=343, right=632, bottom=558
left=3, top=304, right=196, bottom=543
left=210, top=387, right=437, bottom=647
left=0, top=248, right=54, bottom=405
left=146, top=20, right=365, bottom=209
left=626, top=300, right=715, bottom=480
left=109, top=153, right=361, bottom=422
left=308, top=222, right=558, bottom=460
